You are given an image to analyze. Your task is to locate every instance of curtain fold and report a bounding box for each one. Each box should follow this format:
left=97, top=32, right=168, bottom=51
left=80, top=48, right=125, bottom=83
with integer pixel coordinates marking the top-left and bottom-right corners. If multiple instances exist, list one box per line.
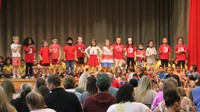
left=188, top=0, right=200, bottom=72
left=0, top=0, right=188, bottom=59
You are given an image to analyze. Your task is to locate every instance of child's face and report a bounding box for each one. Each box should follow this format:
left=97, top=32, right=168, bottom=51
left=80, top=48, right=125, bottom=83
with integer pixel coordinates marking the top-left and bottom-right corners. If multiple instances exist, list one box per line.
left=176, top=66, right=181, bottom=72
left=149, top=41, right=154, bottom=47
left=13, top=38, right=19, bottom=44
left=52, top=39, right=58, bottom=44
left=43, top=41, right=48, bottom=47
left=178, top=38, right=183, bottom=44
left=189, top=80, right=196, bottom=88
left=159, top=67, right=164, bottom=72
left=105, top=41, right=110, bottom=46
left=190, top=66, right=193, bottom=72
left=158, top=82, right=163, bottom=90
left=84, top=57, right=88, bottom=64
left=7, top=59, right=11, bottom=65
left=167, top=68, right=173, bottom=74
left=20, top=61, right=25, bottom=66
left=77, top=37, right=83, bottom=43
left=33, top=60, right=38, bottom=65
left=68, top=40, right=73, bottom=44
left=0, top=58, right=3, bottom=63
left=91, top=41, right=96, bottom=46
left=116, top=38, right=121, bottom=44
left=128, top=40, right=132, bottom=45
left=28, top=39, right=32, bottom=45
left=162, top=38, right=168, bottom=44
left=147, top=69, right=153, bottom=74
left=139, top=45, right=144, bottom=49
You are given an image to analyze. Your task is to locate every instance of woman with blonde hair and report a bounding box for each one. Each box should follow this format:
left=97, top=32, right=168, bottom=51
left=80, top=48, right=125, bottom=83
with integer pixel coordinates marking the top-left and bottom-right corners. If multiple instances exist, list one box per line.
left=1, top=79, right=16, bottom=101
left=0, top=86, right=16, bottom=112
left=75, top=72, right=90, bottom=93
left=134, top=76, right=157, bottom=107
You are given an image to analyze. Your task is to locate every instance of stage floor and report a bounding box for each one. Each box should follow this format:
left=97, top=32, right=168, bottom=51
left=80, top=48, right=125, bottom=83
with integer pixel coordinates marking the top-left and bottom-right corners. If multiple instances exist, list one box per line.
left=0, top=77, right=79, bottom=90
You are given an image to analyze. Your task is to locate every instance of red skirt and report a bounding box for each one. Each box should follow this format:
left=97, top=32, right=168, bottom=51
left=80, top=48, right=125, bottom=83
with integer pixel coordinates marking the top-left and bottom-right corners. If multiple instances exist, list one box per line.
left=88, top=55, right=99, bottom=67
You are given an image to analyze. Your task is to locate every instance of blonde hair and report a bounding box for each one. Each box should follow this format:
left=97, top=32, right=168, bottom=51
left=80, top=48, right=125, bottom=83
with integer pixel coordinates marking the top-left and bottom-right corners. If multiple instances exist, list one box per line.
left=134, top=76, right=152, bottom=102
left=77, top=72, right=90, bottom=91
left=12, top=36, right=19, bottom=40
left=0, top=86, right=16, bottom=112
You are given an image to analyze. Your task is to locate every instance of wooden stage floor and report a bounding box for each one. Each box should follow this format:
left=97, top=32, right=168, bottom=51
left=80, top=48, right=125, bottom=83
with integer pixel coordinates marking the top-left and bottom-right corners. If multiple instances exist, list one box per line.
left=0, top=78, right=79, bottom=90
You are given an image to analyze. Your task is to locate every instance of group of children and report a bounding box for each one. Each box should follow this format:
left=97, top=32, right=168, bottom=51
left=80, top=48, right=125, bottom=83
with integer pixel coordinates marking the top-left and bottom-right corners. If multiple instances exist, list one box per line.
left=0, top=36, right=188, bottom=79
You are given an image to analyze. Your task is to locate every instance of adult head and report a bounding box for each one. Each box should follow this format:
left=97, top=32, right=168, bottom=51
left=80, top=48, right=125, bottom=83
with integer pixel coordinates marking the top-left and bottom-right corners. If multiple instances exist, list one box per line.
left=46, top=74, right=61, bottom=91
left=1, top=79, right=15, bottom=101
left=116, top=84, right=134, bottom=103
left=96, top=73, right=111, bottom=92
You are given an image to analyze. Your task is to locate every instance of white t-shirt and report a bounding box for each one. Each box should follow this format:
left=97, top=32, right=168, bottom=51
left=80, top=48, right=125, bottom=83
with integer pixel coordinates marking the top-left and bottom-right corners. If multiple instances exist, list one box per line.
left=30, top=108, right=56, bottom=112
left=11, top=43, right=21, bottom=57
left=107, top=102, right=149, bottom=112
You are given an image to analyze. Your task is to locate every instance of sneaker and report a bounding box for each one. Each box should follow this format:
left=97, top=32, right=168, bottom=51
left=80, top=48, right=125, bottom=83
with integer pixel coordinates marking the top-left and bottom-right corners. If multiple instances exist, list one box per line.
left=25, top=76, right=29, bottom=79
left=17, top=75, right=21, bottom=79
left=41, top=75, right=45, bottom=78
left=13, top=76, right=16, bottom=79
left=31, top=76, right=35, bottom=79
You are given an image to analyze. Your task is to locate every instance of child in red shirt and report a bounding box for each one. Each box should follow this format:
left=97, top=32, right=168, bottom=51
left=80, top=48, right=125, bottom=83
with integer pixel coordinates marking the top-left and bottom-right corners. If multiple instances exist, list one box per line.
left=49, top=37, right=61, bottom=74
left=75, top=36, right=86, bottom=74
left=175, top=37, right=187, bottom=69
left=159, top=37, right=171, bottom=68
left=64, top=37, right=77, bottom=76
left=136, top=43, right=146, bottom=68
left=23, top=37, right=35, bottom=78
left=125, top=38, right=136, bottom=70
left=112, top=37, right=124, bottom=69
left=38, top=40, right=50, bottom=77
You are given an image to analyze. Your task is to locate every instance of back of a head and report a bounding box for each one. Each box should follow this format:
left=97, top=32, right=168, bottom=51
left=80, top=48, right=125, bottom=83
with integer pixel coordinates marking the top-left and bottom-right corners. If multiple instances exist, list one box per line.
left=47, top=74, right=61, bottom=87
left=34, top=78, right=46, bottom=91
left=129, top=78, right=138, bottom=88
left=163, top=81, right=180, bottom=108
left=116, top=84, right=134, bottom=103
left=78, top=72, right=90, bottom=89
left=165, top=77, right=178, bottom=87
left=97, top=73, right=111, bottom=92
left=26, top=92, right=46, bottom=110
left=86, top=77, right=98, bottom=95
left=63, top=75, right=75, bottom=89
left=37, top=86, right=50, bottom=97
left=1, top=79, right=16, bottom=101
left=20, top=83, right=32, bottom=99
left=177, top=87, right=187, bottom=97
left=107, top=72, right=114, bottom=82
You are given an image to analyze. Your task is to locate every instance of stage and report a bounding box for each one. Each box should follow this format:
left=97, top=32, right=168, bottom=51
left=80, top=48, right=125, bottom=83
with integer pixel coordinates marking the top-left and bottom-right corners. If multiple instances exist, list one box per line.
left=0, top=78, right=79, bottom=90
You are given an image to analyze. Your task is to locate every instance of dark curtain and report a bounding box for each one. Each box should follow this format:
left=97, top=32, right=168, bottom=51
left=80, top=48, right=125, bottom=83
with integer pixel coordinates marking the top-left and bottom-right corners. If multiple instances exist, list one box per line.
left=0, top=0, right=189, bottom=59
left=188, top=0, right=200, bottom=72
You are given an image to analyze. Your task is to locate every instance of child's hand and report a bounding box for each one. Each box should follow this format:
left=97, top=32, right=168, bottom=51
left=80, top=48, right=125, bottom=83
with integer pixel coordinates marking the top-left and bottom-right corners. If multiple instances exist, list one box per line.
left=18, top=45, right=21, bottom=48
left=40, top=57, right=43, bottom=61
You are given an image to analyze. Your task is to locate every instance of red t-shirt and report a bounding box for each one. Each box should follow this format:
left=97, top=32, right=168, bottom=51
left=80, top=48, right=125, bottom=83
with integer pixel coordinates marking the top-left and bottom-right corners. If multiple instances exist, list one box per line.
left=112, top=80, right=121, bottom=88
left=49, top=44, right=61, bottom=59
left=64, top=45, right=76, bottom=60
left=38, top=47, right=50, bottom=64
left=125, top=45, right=136, bottom=58
left=112, top=44, right=124, bottom=59
left=24, top=46, right=35, bottom=63
left=76, top=43, right=86, bottom=58
left=159, top=44, right=171, bottom=60
left=136, top=49, right=146, bottom=61
left=175, top=45, right=187, bottom=61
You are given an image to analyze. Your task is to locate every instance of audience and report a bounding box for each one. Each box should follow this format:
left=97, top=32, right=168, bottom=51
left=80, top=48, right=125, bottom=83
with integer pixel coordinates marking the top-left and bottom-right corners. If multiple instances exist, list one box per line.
left=83, top=73, right=116, bottom=112
left=26, top=92, right=56, bottom=112
left=1, top=79, right=16, bottom=101
left=44, top=74, right=82, bottom=112
left=75, top=72, right=90, bottom=93
left=33, top=77, right=46, bottom=92
left=192, top=77, right=200, bottom=112
left=107, top=72, right=119, bottom=97
left=107, top=84, right=151, bottom=112
left=37, top=86, right=50, bottom=97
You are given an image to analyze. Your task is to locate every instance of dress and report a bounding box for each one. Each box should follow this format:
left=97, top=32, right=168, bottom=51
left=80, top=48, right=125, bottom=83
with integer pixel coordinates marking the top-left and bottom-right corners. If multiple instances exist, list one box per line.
left=101, top=46, right=114, bottom=67
left=85, top=46, right=102, bottom=67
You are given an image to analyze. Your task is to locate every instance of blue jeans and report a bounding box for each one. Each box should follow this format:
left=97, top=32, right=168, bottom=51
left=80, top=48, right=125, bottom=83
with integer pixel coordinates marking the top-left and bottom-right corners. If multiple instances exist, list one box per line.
left=66, top=60, right=74, bottom=76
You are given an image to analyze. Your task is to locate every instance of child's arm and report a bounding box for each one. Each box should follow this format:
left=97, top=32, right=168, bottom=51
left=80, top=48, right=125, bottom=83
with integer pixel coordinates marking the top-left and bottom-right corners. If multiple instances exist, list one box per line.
left=58, top=47, right=61, bottom=60
left=85, top=46, right=90, bottom=58
left=74, top=49, right=78, bottom=62
left=25, top=45, right=34, bottom=51
left=11, top=44, right=21, bottom=53
left=39, top=55, right=43, bottom=61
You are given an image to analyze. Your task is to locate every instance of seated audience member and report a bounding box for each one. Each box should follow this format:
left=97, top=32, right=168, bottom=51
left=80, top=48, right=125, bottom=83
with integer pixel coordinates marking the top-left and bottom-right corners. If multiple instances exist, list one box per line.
left=147, top=67, right=155, bottom=79
left=173, top=64, right=185, bottom=82
left=19, top=59, right=26, bottom=78
left=11, top=83, right=32, bottom=112
left=170, top=74, right=182, bottom=87
left=37, top=86, right=50, bottom=97
left=45, top=74, right=82, bottom=112
left=2, top=57, right=13, bottom=78
left=0, top=56, right=4, bottom=77
left=129, top=78, right=138, bottom=89
left=107, top=84, right=151, bottom=112
left=186, top=64, right=200, bottom=81
left=33, top=77, right=46, bottom=92
left=0, top=86, right=16, bottom=112
left=63, top=75, right=82, bottom=102
left=165, top=66, right=174, bottom=78
left=83, top=73, right=116, bottom=112
left=126, top=67, right=135, bottom=81
left=192, top=77, right=200, bottom=112
left=81, top=76, right=97, bottom=104
left=107, top=72, right=119, bottom=97
left=134, top=76, right=157, bottom=108
left=26, top=92, right=56, bottom=112
left=1, top=79, right=16, bottom=101
left=75, top=72, right=90, bottom=93
left=157, top=65, right=167, bottom=80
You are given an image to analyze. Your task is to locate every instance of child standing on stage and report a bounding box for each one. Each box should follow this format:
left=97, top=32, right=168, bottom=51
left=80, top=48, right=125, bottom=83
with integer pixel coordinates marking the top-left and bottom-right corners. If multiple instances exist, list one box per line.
left=49, top=37, right=61, bottom=74
left=38, top=40, right=50, bottom=77
left=159, top=37, right=171, bottom=68
left=175, top=37, right=187, bottom=69
left=146, top=40, right=157, bottom=68
left=11, top=36, right=21, bottom=78
left=112, top=37, right=125, bottom=68
left=101, top=39, right=114, bottom=72
left=23, top=37, right=35, bottom=78
left=125, top=38, right=136, bottom=69
left=64, top=37, right=77, bottom=76
left=85, top=39, right=102, bottom=73
left=136, top=43, right=146, bottom=68
left=75, top=36, right=86, bottom=74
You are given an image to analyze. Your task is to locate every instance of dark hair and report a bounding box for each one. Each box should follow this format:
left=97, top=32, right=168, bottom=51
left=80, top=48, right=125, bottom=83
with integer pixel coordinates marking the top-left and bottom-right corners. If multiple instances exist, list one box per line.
left=42, top=40, right=48, bottom=45
left=197, top=77, right=200, bottom=86
left=86, top=77, right=98, bottom=95
left=90, top=39, right=97, bottom=47
left=177, top=37, right=184, bottom=44
left=67, top=37, right=73, bottom=42
left=170, top=75, right=181, bottom=87
left=4, top=57, right=12, bottom=65
left=1, top=79, right=16, bottom=101
left=51, top=36, right=57, bottom=40
left=34, top=78, right=46, bottom=91
left=175, top=64, right=181, bottom=68
left=47, top=74, right=61, bottom=87
left=0, top=56, right=4, bottom=63
left=128, top=67, right=135, bottom=72
left=188, top=75, right=195, bottom=81
left=23, top=37, right=34, bottom=46
left=20, top=83, right=32, bottom=100
left=37, top=86, right=50, bottom=97
left=139, top=43, right=144, bottom=46
left=126, top=38, right=134, bottom=48
left=63, top=75, right=75, bottom=89
left=129, top=78, right=138, bottom=88
left=116, top=84, right=134, bottom=103
left=191, top=64, right=198, bottom=72
left=96, top=73, right=111, bottom=91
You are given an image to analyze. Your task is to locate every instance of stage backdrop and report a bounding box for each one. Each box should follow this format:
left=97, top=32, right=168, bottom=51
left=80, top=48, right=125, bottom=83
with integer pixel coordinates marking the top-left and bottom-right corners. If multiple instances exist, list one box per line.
left=0, top=0, right=188, bottom=59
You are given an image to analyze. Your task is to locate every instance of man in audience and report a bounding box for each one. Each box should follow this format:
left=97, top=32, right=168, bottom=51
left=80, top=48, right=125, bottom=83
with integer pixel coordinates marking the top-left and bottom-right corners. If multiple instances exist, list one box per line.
left=186, top=64, right=200, bottom=81
left=83, top=73, right=116, bottom=112
left=45, top=74, right=82, bottom=112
